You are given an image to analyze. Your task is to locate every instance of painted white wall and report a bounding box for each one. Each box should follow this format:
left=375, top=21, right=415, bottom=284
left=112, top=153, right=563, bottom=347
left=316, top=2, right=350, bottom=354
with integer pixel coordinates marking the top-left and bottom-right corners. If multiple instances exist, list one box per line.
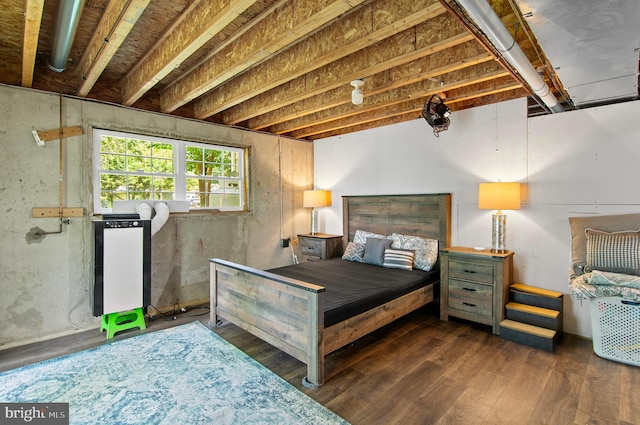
left=314, top=97, right=640, bottom=338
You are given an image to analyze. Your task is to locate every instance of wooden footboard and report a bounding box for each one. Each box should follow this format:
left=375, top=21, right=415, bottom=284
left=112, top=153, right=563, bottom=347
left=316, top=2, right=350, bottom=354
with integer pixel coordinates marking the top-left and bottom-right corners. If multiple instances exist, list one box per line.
left=210, top=258, right=436, bottom=387
left=210, top=258, right=327, bottom=387
left=210, top=193, right=451, bottom=387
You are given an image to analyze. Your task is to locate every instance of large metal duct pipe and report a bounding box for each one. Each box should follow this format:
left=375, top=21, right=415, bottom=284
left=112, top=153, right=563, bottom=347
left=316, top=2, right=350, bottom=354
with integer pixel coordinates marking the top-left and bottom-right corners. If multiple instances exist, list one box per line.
left=48, top=0, right=86, bottom=72
left=456, top=0, right=563, bottom=113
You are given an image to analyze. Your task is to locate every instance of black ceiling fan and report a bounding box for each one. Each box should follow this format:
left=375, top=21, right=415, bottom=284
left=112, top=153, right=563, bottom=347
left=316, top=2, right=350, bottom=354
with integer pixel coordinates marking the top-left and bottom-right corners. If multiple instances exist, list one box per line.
left=422, top=94, right=451, bottom=137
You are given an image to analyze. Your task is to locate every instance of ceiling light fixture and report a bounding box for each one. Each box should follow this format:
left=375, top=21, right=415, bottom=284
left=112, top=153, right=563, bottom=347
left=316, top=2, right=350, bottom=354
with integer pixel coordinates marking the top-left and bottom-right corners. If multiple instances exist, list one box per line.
left=351, top=79, right=364, bottom=105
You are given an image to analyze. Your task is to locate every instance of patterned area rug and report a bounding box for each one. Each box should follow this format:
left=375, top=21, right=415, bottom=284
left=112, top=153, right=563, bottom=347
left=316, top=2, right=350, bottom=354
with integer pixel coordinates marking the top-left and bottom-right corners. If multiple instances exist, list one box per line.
left=0, top=322, right=349, bottom=424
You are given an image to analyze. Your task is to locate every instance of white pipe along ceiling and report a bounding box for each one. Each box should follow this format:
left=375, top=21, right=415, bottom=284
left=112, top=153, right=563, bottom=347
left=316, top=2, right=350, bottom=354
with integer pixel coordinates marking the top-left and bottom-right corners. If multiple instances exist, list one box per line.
left=456, top=0, right=564, bottom=113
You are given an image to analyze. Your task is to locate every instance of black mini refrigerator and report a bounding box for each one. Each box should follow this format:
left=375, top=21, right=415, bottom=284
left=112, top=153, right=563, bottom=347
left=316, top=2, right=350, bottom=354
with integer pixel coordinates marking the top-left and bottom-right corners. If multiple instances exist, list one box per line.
left=93, top=216, right=151, bottom=316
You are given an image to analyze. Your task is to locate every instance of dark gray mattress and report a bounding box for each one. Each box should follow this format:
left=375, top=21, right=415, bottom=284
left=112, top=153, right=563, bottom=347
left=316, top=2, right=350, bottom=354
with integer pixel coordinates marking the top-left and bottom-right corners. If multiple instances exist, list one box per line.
left=268, top=258, right=439, bottom=327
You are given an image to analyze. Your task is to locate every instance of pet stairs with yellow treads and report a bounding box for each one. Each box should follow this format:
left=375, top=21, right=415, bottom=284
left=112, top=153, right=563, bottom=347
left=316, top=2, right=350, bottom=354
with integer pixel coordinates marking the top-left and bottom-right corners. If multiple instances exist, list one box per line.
left=500, top=283, right=563, bottom=352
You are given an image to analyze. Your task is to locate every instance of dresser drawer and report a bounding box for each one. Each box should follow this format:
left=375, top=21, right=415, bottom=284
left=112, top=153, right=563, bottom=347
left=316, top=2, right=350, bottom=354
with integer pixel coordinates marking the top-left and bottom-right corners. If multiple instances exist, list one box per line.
left=448, top=279, right=493, bottom=317
left=449, top=258, right=494, bottom=284
left=300, top=238, right=324, bottom=256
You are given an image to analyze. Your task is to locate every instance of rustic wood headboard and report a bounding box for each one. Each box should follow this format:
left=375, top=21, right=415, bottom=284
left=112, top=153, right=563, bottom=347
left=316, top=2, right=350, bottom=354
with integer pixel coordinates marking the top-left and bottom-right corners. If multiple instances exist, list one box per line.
left=341, top=193, right=452, bottom=251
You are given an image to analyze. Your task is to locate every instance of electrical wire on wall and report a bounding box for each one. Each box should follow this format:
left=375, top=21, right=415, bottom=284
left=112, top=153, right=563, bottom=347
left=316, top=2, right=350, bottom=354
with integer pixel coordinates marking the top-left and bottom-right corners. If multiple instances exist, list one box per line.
left=36, top=92, right=70, bottom=236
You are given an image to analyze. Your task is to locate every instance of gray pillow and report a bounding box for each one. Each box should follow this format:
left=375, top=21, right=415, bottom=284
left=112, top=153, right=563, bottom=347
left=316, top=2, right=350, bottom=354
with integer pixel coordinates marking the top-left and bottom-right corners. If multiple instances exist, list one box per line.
left=569, top=214, right=640, bottom=276
left=363, top=238, right=392, bottom=266
left=585, top=229, right=640, bottom=275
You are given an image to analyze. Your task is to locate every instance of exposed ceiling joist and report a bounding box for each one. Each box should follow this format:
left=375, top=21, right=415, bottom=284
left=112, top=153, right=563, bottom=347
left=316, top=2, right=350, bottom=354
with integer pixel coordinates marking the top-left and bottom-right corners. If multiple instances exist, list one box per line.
left=287, top=64, right=511, bottom=138
left=192, top=0, right=447, bottom=120
left=121, top=0, right=260, bottom=106
left=21, top=0, right=44, bottom=88
left=159, top=0, right=369, bottom=114
left=263, top=43, right=494, bottom=133
left=77, top=0, right=151, bottom=97
left=221, top=18, right=475, bottom=125
left=7, top=0, right=630, bottom=141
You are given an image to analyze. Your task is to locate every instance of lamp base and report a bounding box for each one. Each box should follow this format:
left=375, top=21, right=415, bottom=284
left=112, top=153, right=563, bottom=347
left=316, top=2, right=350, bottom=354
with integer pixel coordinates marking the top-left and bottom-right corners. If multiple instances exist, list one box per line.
left=310, top=208, right=318, bottom=235
left=491, top=213, right=507, bottom=252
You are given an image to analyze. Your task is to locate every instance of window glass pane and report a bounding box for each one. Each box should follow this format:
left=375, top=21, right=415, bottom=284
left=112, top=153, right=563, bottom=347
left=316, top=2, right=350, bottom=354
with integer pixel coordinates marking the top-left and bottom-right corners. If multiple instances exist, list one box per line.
left=186, top=146, right=203, bottom=162
left=100, top=136, right=126, bottom=154
left=128, top=175, right=151, bottom=194
left=152, top=158, right=173, bottom=173
left=100, top=153, right=125, bottom=171
left=185, top=160, right=201, bottom=176
left=153, top=143, right=173, bottom=159
left=100, top=173, right=126, bottom=193
left=100, top=191, right=126, bottom=210
left=153, top=177, right=174, bottom=192
left=95, top=129, right=245, bottom=213
left=127, top=156, right=151, bottom=172
left=127, top=139, right=150, bottom=155
left=224, top=165, right=236, bottom=177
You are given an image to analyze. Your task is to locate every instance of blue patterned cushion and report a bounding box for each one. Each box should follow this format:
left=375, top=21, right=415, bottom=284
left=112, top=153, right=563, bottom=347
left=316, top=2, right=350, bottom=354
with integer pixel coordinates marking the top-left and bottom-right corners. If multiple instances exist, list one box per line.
left=391, top=233, right=438, bottom=271
left=383, top=249, right=414, bottom=271
left=342, top=241, right=365, bottom=262
left=585, top=229, right=640, bottom=275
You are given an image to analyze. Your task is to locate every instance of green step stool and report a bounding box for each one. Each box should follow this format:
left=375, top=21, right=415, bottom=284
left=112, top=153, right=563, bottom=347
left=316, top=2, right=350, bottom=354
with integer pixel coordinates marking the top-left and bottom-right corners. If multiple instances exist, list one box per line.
left=101, top=308, right=146, bottom=339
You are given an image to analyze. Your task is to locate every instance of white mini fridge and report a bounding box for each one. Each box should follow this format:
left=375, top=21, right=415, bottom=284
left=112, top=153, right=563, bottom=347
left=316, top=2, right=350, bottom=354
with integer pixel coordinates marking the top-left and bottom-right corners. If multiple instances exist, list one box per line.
left=93, top=215, right=151, bottom=316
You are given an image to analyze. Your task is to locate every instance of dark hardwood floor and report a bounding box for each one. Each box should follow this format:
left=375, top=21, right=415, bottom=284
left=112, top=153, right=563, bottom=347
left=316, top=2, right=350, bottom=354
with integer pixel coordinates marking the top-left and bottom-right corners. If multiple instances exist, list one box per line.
left=2, top=306, right=639, bottom=425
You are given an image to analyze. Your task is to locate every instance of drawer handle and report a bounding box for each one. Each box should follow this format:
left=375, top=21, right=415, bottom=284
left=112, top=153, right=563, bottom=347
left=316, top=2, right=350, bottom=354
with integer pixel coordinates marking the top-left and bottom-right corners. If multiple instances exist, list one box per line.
left=462, top=302, right=477, bottom=307
left=462, top=269, right=477, bottom=274
left=462, top=287, right=477, bottom=292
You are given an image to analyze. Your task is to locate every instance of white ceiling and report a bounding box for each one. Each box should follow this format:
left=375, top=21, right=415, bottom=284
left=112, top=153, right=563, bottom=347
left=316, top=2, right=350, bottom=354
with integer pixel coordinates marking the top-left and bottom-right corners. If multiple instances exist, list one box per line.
left=517, top=0, right=640, bottom=107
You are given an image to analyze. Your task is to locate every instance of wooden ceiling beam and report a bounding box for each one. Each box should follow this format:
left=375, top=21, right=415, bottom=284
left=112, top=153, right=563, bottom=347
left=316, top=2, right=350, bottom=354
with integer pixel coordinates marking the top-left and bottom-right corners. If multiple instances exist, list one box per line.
left=121, top=0, right=260, bottom=106
left=21, top=0, right=44, bottom=88
left=77, top=0, right=151, bottom=97
left=301, top=82, right=527, bottom=140
left=221, top=16, right=473, bottom=126
left=302, top=86, right=528, bottom=140
left=290, top=98, right=428, bottom=138
left=307, top=110, right=425, bottom=140
left=285, top=64, right=510, bottom=138
left=266, top=42, right=493, bottom=133
left=192, top=0, right=446, bottom=120
left=444, top=75, right=523, bottom=105
left=159, top=0, right=368, bottom=114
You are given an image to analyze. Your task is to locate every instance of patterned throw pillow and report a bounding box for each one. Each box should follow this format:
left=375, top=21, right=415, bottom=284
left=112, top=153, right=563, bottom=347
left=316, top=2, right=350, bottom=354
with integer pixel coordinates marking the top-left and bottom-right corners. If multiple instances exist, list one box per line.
left=391, top=233, right=438, bottom=271
left=383, top=249, right=414, bottom=271
left=353, top=230, right=390, bottom=244
left=342, top=241, right=365, bottom=262
left=585, top=229, right=640, bottom=275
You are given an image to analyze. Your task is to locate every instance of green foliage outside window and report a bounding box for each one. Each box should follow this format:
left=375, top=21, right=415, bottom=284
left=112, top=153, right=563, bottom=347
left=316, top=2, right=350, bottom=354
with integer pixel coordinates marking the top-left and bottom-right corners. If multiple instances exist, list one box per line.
left=95, top=130, right=245, bottom=212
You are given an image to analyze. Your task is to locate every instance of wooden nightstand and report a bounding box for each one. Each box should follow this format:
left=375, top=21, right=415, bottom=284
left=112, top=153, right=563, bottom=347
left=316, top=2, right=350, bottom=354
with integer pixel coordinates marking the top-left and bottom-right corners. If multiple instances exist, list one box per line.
left=440, top=246, right=514, bottom=335
left=297, top=234, right=343, bottom=262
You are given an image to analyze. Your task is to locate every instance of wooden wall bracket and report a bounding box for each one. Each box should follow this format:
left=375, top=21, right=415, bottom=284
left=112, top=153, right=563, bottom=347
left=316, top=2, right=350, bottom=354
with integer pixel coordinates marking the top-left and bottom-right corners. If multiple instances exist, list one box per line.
left=32, top=125, right=83, bottom=146
left=32, top=207, right=84, bottom=218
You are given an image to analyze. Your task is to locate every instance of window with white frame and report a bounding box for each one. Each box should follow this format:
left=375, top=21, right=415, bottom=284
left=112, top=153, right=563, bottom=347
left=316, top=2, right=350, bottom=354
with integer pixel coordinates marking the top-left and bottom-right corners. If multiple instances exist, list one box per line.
left=93, top=129, right=246, bottom=214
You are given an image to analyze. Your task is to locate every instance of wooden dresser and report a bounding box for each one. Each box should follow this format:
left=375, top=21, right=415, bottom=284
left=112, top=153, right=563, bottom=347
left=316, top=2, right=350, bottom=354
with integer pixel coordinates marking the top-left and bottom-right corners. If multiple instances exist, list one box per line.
left=440, top=246, right=514, bottom=334
left=297, top=234, right=343, bottom=262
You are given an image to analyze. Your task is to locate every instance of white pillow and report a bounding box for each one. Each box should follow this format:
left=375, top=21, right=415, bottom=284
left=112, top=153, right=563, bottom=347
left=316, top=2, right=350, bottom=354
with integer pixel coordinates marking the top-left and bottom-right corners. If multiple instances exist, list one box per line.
left=391, top=233, right=438, bottom=271
left=353, top=230, right=390, bottom=244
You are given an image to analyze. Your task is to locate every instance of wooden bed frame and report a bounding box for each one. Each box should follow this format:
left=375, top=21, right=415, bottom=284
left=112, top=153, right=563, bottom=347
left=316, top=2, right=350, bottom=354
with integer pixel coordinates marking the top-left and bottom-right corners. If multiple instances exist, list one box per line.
left=210, top=193, right=451, bottom=387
